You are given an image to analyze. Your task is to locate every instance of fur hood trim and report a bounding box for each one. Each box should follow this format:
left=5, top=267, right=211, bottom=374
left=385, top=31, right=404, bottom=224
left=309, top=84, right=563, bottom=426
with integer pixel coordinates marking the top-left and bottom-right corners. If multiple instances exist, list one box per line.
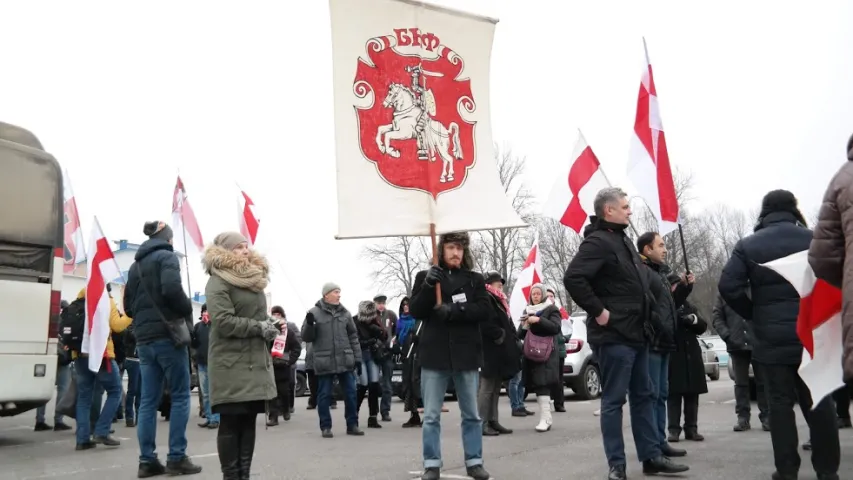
left=201, top=244, right=270, bottom=293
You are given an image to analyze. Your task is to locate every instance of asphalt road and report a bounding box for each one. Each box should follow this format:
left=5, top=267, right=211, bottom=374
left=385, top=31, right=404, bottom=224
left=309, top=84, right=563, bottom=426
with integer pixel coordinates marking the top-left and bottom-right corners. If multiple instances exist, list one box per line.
left=0, top=378, right=851, bottom=480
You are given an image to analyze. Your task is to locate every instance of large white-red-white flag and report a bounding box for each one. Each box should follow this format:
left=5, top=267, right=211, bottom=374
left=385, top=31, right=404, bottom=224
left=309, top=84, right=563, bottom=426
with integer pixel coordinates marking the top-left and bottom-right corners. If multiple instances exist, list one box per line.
left=238, top=189, right=260, bottom=247
left=171, top=176, right=204, bottom=255
left=543, top=130, right=611, bottom=234
left=82, top=218, right=122, bottom=373
left=509, top=234, right=544, bottom=326
left=62, top=169, right=85, bottom=273
left=627, top=38, right=679, bottom=237
left=764, top=250, right=844, bottom=406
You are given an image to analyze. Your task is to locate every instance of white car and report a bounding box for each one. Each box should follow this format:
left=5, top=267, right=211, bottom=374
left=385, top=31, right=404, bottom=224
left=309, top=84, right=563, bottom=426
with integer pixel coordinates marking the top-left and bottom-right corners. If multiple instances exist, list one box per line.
left=562, top=315, right=601, bottom=400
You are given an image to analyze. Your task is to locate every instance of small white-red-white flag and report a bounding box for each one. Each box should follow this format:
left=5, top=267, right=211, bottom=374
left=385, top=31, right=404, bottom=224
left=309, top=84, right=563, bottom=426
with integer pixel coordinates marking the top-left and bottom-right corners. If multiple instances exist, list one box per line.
left=238, top=189, right=260, bottom=246
left=171, top=176, right=204, bottom=255
left=542, top=130, right=611, bottom=234
left=627, top=38, right=679, bottom=236
left=764, top=250, right=844, bottom=406
left=509, top=234, right=544, bottom=327
left=82, top=217, right=122, bottom=373
left=62, top=169, right=85, bottom=272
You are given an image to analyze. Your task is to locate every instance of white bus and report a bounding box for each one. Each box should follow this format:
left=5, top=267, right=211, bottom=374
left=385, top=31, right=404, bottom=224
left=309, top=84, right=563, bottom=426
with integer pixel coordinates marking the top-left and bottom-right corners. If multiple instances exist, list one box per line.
left=0, top=122, right=64, bottom=417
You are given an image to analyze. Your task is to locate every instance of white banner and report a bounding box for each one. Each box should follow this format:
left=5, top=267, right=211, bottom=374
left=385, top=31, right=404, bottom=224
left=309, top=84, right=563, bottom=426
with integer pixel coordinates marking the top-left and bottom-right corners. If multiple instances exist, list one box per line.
left=330, top=0, right=525, bottom=238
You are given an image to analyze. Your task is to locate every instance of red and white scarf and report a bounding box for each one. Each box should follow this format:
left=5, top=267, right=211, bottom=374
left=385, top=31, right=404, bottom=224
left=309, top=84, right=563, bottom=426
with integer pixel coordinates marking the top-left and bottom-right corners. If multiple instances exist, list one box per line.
left=485, top=284, right=510, bottom=317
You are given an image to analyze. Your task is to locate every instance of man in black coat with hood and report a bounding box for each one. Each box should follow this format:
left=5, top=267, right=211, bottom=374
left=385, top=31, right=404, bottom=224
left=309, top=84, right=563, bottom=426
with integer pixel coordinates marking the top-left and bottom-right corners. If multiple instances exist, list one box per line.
left=564, top=187, right=687, bottom=480
left=719, top=190, right=840, bottom=480
left=409, top=231, right=490, bottom=480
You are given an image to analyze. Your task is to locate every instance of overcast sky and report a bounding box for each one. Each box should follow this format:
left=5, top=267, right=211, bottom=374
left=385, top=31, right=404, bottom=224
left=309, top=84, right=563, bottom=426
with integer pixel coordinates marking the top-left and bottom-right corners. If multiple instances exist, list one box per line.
left=2, top=0, right=851, bottom=318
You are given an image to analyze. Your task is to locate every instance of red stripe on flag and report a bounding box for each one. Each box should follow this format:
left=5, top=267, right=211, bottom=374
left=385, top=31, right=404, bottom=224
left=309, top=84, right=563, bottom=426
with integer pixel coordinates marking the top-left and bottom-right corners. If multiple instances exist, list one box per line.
left=796, top=278, right=843, bottom=357
left=241, top=191, right=260, bottom=244
left=559, top=146, right=600, bottom=232
left=85, top=237, right=112, bottom=348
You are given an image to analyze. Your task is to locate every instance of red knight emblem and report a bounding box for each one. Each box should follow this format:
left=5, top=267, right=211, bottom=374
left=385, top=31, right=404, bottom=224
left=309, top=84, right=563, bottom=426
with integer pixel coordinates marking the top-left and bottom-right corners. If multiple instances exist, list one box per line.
left=353, top=28, right=476, bottom=199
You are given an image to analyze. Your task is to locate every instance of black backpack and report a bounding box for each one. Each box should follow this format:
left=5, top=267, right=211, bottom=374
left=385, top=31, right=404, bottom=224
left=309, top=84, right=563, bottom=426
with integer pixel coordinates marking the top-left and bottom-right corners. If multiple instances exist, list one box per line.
left=59, top=297, right=86, bottom=352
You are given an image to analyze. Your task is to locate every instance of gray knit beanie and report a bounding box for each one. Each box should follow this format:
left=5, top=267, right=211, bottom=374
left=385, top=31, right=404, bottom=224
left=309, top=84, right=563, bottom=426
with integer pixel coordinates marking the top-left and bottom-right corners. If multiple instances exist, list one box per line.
left=322, top=282, right=341, bottom=297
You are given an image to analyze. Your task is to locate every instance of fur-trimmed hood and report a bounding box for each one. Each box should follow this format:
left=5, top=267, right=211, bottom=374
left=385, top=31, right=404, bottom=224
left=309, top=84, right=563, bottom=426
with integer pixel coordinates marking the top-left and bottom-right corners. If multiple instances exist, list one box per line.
left=437, top=231, right=474, bottom=270
left=202, top=244, right=270, bottom=293
left=357, top=300, right=378, bottom=323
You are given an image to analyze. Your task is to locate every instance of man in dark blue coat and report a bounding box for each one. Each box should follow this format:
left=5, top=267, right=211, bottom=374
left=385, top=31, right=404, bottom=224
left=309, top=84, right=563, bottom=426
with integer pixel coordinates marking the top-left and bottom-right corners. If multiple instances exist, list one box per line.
left=124, top=221, right=200, bottom=477
left=719, top=190, right=839, bottom=480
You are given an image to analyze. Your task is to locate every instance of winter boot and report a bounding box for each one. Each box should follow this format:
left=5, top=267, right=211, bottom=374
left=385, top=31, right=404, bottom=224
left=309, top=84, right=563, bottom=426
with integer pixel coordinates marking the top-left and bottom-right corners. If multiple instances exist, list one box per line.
left=356, top=385, right=368, bottom=414
left=238, top=423, right=256, bottom=480
left=217, top=433, right=240, bottom=479
left=368, top=416, right=382, bottom=428
left=402, top=412, right=422, bottom=428
left=733, top=418, right=751, bottom=432
left=535, top=395, right=553, bottom=432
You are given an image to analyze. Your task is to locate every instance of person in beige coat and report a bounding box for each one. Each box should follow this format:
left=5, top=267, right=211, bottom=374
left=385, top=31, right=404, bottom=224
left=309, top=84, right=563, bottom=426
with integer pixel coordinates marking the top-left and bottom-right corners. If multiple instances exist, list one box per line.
left=809, top=133, right=853, bottom=386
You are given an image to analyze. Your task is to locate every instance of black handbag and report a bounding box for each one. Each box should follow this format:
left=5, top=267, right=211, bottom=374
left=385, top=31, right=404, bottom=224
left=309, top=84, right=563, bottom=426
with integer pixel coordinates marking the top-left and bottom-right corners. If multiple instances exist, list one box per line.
left=139, top=272, right=191, bottom=347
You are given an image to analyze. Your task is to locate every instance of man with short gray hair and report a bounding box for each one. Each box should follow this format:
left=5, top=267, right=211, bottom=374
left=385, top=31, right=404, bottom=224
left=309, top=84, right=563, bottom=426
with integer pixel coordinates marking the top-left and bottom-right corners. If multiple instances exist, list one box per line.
left=564, top=188, right=688, bottom=480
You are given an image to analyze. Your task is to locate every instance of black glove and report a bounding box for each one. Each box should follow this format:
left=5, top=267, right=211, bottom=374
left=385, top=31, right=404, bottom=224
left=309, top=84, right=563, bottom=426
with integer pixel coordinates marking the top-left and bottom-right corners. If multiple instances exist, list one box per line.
left=305, top=312, right=316, bottom=325
left=433, top=303, right=451, bottom=322
left=354, top=361, right=362, bottom=375
left=424, top=266, right=444, bottom=287
left=392, top=344, right=402, bottom=355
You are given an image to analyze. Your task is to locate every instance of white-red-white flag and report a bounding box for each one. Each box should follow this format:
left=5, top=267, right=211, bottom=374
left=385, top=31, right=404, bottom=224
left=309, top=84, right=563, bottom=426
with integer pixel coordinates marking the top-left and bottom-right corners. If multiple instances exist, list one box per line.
left=82, top=218, right=122, bottom=373
left=509, top=234, right=544, bottom=326
left=238, top=189, right=260, bottom=247
left=62, top=169, right=85, bottom=273
left=763, top=250, right=844, bottom=406
left=627, top=38, right=679, bottom=237
left=542, top=130, right=611, bottom=234
left=171, top=176, right=204, bottom=255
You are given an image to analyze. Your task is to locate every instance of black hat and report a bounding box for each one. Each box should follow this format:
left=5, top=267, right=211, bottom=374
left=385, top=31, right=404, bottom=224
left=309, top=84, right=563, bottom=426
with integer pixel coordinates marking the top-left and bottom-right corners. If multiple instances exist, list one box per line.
left=484, top=271, right=505, bottom=285
left=373, top=294, right=387, bottom=303
left=143, top=221, right=174, bottom=242
left=759, top=189, right=806, bottom=226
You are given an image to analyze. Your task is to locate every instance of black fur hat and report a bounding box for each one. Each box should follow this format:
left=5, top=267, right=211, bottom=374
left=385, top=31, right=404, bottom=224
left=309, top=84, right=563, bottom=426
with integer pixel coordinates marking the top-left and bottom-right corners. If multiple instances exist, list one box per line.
left=759, top=189, right=806, bottom=226
left=437, top=231, right=474, bottom=270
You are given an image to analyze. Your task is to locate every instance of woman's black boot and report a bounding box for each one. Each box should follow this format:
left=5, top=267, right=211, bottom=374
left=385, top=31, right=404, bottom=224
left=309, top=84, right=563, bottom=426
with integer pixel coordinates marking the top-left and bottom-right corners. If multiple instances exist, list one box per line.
left=217, top=432, right=240, bottom=480
left=238, top=417, right=257, bottom=480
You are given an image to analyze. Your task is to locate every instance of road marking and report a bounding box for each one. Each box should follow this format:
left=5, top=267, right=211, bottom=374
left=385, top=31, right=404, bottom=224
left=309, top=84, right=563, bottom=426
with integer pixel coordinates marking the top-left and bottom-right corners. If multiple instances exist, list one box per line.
left=723, top=399, right=736, bottom=404
left=408, top=471, right=493, bottom=479
left=0, top=425, right=31, bottom=432
left=192, top=452, right=219, bottom=459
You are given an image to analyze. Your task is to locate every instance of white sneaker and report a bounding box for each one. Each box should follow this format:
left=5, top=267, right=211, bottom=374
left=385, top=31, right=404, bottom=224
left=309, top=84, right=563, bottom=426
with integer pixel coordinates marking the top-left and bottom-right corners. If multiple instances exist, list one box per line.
left=593, top=408, right=601, bottom=416
left=535, top=395, right=552, bottom=432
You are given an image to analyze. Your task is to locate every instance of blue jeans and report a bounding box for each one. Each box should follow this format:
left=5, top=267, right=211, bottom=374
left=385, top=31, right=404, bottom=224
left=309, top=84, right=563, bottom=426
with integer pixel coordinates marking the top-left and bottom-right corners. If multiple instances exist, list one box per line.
left=357, top=353, right=381, bottom=386
left=421, top=369, right=482, bottom=469
left=317, top=371, right=358, bottom=431
left=125, top=359, right=141, bottom=421
left=647, top=352, right=670, bottom=449
left=137, top=340, right=191, bottom=463
left=36, top=363, right=71, bottom=424
left=197, top=364, right=219, bottom=423
left=74, top=358, right=122, bottom=444
left=508, top=370, right=525, bottom=411
left=595, top=343, right=660, bottom=467
left=380, top=356, right=394, bottom=415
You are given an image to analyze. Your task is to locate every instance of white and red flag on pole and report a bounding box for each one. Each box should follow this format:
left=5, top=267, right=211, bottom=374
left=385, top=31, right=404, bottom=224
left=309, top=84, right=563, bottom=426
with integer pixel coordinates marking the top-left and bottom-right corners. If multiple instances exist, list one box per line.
left=763, top=250, right=844, bottom=406
left=627, top=38, right=679, bottom=237
left=543, top=130, right=611, bottom=234
left=82, top=217, right=122, bottom=373
left=238, top=188, right=260, bottom=247
left=62, top=169, right=85, bottom=272
left=171, top=176, right=204, bottom=255
left=509, top=234, right=544, bottom=327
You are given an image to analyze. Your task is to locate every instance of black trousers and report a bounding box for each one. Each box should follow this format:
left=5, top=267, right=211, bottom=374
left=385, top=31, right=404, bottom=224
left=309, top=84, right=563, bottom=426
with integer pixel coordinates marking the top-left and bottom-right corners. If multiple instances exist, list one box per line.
left=730, top=350, right=769, bottom=422
left=217, top=413, right=258, bottom=479
left=667, top=393, right=699, bottom=434
left=759, top=363, right=839, bottom=477
left=271, top=369, right=293, bottom=419
left=551, top=357, right=566, bottom=407
left=832, top=382, right=851, bottom=419
left=307, top=369, right=335, bottom=408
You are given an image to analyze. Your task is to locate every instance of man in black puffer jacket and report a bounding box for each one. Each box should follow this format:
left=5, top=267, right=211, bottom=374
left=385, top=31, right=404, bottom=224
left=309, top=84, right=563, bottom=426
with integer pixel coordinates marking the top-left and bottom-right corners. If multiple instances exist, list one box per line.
left=123, top=221, right=200, bottom=477
left=712, top=293, right=769, bottom=432
left=637, top=232, right=693, bottom=455
left=564, top=187, right=687, bottom=480
left=719, top=190, right=839, bottom=480
left=409, top=231, right=490, bottom=480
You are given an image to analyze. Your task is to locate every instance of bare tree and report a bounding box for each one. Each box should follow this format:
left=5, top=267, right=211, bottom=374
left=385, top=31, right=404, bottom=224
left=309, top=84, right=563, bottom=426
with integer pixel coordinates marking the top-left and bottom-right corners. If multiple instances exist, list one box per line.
left=360, top=236, right=431, bottom=298
left=537, top=218, right=581, bottom=309
left=472, top=144, right=537, bottom=293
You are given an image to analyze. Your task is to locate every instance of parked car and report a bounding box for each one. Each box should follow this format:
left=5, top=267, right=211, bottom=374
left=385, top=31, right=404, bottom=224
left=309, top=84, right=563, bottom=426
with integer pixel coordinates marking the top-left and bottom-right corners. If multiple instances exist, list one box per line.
left=702, top=334, right=729, bottom=367
left=698, top=338, right=720, bottom=381
left=294, top=346, right=308, bottom=397
left=392, top=354, right=455, bottom=400
left=561, top=315, right=601, bottom=400
left=726, top=357, right=758, bottom=401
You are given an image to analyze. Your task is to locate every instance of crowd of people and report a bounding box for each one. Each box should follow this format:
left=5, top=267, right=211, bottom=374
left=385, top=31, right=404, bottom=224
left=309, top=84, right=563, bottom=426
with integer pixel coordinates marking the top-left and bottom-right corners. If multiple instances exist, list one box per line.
left=29, top=136, right=853, bottom=480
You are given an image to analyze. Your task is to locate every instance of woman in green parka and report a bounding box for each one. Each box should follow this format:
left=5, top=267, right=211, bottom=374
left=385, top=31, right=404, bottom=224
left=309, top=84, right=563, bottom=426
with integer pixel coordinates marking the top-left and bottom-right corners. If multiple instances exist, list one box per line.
left=203, top=232, right=280, bottom=480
